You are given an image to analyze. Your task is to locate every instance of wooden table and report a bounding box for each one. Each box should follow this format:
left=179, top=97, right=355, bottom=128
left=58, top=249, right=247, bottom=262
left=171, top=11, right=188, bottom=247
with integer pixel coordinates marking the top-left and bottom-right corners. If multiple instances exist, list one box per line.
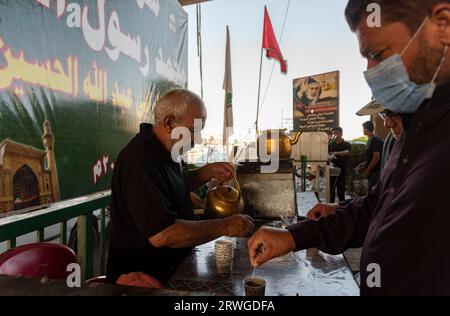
left=168, top=192, right=359, bottom=296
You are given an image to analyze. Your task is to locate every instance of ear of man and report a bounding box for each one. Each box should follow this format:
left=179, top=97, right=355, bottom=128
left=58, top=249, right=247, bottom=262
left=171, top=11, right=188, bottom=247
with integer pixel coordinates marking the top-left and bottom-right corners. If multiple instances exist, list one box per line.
left=163, top=115, right=176, bottom=133
left=432, top=3, right=450, bottom=45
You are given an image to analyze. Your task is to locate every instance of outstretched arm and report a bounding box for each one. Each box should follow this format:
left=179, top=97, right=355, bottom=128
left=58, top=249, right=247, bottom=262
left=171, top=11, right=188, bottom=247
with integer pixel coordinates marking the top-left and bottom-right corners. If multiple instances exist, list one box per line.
left=248, top=186, right=380, bottom=267
left=150, top=214, right=254, bottom=248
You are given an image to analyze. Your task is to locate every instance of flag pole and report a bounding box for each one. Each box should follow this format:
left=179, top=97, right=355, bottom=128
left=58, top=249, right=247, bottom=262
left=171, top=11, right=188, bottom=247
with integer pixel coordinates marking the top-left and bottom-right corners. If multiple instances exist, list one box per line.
left=225, top=74, right=229, bottom=162
left=256, top=5, right=287, bottom=136
left=223, top=25, right=233, bottom=162
left=256, top=47, right=263, bottom=135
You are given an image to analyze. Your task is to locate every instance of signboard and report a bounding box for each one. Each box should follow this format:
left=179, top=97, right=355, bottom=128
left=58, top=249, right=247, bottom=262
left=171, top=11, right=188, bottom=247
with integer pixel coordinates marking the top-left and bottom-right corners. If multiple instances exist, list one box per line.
left=0, top=0, right=188, bottom=212
left=293, top=71, right=339, bottom=132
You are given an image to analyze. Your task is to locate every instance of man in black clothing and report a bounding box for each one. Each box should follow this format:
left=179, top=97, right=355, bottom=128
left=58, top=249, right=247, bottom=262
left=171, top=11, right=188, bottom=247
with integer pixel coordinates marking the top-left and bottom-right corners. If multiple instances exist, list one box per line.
left=248, top=0, right=450, bottom=295
left=358, top=121, right=383, bottom=190
left=380, top=110, right=404, bottom=169
left=328, top=127, right=352, bottom=202
left=106, top=89, right=254, bottom=284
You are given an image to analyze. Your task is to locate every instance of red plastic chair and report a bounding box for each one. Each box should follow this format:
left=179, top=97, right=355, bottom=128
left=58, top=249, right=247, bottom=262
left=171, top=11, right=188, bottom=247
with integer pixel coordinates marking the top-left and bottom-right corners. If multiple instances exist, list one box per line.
left=86, top=273, right=162, bottom=289
left=0, top=243, right=77, bottom=280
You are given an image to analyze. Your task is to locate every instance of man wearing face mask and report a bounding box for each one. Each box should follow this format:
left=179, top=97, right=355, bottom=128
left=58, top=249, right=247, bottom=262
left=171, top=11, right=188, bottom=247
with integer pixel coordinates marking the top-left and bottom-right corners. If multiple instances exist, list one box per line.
left=107, top=89, right=254, bottom=285
left=248, top=0, right=450, bottom=295
left=355, top=99, right=403, bottom=169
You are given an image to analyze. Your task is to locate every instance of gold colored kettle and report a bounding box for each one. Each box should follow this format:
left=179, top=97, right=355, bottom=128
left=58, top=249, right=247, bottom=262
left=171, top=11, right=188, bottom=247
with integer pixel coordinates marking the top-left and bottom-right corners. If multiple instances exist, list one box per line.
left=257, top=129, right=302, bottom=160
left=204, top=177, right=244, bottom=219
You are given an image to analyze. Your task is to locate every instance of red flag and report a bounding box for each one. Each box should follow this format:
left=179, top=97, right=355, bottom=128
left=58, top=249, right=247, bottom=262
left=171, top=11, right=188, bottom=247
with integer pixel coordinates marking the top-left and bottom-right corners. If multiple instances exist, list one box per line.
left=262, top=6, right=287, bottom=73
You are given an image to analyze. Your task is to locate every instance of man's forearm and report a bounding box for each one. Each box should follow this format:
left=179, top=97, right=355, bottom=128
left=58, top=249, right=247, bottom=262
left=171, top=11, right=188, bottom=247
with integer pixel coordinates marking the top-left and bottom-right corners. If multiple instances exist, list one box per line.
left=149, top=219, right=226, bottom=248
left=187, top=168, right=210, bottom=191
left=335, top=150, right=351, bottom=157
left=366, top=155, right=380, bottom=174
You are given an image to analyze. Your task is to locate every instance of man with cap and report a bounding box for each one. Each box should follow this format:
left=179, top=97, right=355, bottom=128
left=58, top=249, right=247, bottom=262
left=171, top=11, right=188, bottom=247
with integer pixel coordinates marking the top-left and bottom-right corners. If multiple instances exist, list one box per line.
left=357, top=99, right=404, bottom=169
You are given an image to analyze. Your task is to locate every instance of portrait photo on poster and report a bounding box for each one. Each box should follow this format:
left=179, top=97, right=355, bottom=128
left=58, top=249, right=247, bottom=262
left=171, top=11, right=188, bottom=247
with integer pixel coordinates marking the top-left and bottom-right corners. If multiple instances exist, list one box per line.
left=293, top=71, right=339, bottom=133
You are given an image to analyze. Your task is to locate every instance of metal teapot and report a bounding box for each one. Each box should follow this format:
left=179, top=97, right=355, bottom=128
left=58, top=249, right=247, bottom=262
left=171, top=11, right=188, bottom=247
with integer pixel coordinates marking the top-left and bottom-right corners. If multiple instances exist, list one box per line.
left=204, top=177, right=244, bottom=219
left=257, top=129, right=302, bottom=160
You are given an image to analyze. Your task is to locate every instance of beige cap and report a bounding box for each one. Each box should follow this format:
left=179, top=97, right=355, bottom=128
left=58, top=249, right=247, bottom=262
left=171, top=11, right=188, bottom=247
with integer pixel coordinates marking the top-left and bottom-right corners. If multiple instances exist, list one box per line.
left=356, top=98, right=384, bottom=116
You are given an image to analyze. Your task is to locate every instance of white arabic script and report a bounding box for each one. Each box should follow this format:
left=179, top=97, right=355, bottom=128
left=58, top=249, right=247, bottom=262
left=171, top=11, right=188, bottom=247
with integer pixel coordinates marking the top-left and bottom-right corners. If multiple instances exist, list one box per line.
left=136, top=0, right=160, bottom=17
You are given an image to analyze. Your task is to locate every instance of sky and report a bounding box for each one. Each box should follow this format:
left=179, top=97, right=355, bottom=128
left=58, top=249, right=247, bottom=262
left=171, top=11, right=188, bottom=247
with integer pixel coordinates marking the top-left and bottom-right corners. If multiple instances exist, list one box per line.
left=184, top=0, right=372, bottom=140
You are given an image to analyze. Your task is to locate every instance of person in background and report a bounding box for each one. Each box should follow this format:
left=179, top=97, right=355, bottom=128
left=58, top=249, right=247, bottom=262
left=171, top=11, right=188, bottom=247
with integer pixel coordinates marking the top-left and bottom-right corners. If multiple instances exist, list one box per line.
left=379, top=110, right=404, bottom=169
left=380, top=132, right=395, bottom=170
left=356, top=121, right=383, bottom=190
left=328, top=127, right=352, bottom=202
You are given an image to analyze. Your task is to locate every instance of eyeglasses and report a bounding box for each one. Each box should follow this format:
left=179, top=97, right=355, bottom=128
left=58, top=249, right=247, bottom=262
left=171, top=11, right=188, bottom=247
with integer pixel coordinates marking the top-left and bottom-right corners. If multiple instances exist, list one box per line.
left=378, top=110, right=399, bottom=121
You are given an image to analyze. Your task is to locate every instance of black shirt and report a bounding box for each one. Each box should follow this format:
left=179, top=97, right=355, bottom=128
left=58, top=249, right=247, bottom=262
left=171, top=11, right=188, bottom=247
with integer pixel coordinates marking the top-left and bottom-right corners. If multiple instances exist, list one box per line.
left=365, top=136, right=383, bottom=173
left=106, top=123, right=194, bottom=284
left=329, top=140, right=352, bottom=176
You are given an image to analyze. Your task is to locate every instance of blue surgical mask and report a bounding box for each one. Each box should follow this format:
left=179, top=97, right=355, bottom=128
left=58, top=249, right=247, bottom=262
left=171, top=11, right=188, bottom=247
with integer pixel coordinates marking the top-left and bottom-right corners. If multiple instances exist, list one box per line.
left=364, top=17, right=448, bottom=113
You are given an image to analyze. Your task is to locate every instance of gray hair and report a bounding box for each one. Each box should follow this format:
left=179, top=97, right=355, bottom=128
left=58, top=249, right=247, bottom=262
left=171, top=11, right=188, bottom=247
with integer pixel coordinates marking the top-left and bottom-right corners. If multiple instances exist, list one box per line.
left=153, top=89, right=204, bottom=124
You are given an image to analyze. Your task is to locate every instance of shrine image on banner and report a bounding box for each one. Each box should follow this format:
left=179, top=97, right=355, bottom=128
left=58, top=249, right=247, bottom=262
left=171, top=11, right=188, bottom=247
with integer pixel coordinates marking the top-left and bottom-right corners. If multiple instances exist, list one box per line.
left=292, top=71, right=339, bottom=132
left=0, top=0, right=188, bottom=213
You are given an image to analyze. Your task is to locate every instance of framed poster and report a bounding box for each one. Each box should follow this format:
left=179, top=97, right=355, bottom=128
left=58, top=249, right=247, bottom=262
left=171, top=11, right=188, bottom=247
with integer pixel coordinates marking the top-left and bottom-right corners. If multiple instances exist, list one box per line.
left=293, top=71, right=339, bottom=132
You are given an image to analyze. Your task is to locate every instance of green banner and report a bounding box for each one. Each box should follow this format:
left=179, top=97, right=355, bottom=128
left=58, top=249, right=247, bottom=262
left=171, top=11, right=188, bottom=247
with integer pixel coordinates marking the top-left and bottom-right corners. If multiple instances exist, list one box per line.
left=0, top=0, right=188, bottom=212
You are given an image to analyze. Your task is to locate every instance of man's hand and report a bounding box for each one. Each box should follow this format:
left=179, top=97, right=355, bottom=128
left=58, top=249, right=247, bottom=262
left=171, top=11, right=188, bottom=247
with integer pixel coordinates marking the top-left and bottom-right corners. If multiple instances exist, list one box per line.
left=188, top=162, right=236, bottom=190
left=296, top=78, right=309, bottom=95
left=204, top=162, right=236, bottom=184
left=355, top=162, right=366, bottom=173
left=329, top=153, right=337, bottom=162
left=307, top=203, right=338, bottom=220
left=247, top=226, right=296, bottom=267
left=223, top=214, right=254, bottom=238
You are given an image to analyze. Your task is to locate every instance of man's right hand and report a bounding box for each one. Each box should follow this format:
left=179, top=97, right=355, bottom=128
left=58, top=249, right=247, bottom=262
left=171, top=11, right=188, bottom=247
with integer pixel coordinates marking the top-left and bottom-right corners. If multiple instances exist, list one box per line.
left=247, top=226, right=296, bottom=267
left=307, top=203, right=338, bottom=220
left=223, top=214, right=254, bottom=238
left=355, top=162, right=366, bottom=173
